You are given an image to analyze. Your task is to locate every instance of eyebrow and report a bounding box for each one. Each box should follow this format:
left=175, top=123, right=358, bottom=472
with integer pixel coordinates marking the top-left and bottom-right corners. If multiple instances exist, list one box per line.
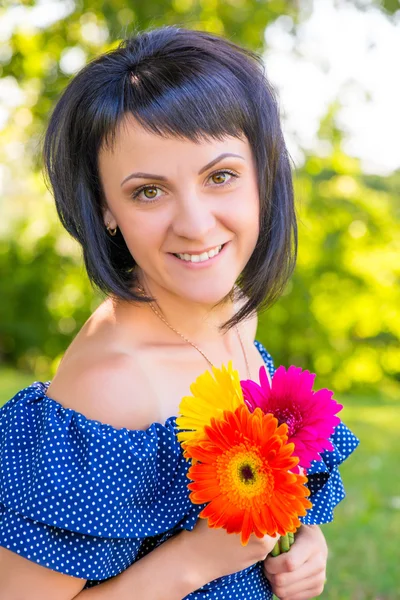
left=120, top=152, right=245, bottom=187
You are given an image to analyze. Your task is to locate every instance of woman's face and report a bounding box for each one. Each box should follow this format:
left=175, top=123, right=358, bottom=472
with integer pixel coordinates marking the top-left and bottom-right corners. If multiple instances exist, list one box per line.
left=98, top=115, right=260, bottom=305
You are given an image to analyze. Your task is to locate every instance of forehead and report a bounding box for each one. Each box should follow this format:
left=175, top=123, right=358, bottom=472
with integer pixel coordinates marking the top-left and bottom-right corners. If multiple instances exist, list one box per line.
left=98, top=114, right=251, bottom=167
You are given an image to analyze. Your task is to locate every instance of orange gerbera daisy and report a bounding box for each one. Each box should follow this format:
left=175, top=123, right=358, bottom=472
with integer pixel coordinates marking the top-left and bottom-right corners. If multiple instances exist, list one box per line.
left=185, top=404, right=312, bottom=545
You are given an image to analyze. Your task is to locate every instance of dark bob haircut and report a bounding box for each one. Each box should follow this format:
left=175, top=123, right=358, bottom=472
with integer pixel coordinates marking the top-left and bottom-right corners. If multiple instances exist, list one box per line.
left=42, top=25, right=297, bottom=332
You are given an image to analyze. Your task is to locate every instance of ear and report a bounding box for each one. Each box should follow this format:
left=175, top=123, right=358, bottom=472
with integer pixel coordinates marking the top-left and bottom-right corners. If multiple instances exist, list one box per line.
left=102, top=208, right=116, bottom=229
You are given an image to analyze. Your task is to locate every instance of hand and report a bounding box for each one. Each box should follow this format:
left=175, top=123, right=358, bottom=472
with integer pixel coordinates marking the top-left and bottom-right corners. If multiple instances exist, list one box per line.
left=263, top=525, right=328, bottom=600
left=179, top=517, right=280, bottom=588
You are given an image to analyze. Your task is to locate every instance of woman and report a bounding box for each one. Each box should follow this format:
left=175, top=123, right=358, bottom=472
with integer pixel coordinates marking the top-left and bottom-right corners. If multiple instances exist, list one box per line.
left=0, top=26, right=358, bottom=599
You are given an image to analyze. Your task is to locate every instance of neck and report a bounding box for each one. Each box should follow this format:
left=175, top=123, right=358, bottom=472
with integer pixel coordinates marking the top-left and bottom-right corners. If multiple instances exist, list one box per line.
left=150, top=287, right=235, bottom=344
left=108, top=276, right=252, bottom=378
left=121, top=277, right=241, bottom=351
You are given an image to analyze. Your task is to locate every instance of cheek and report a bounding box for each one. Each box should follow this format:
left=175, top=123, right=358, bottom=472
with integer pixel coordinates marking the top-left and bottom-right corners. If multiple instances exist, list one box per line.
left=229, top=192, right=260, bottom=244
left=118, top=213, right=165, bottom=261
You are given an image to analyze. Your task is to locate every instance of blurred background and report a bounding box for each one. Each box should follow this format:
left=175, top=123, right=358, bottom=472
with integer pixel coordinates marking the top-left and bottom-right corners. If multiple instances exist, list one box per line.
left=0, top=0, right=399, bottom=597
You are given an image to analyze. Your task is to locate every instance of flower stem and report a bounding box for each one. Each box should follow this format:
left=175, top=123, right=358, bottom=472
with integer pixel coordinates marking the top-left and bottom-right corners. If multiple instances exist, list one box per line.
left=270, top=531, right=296, bottom=556
left=280, top=534, right=291, bottom=552
left=270, top=541, right=282, bottom=557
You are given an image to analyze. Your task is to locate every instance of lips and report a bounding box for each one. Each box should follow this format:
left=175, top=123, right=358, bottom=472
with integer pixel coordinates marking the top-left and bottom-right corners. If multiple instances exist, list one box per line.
left=168, top=241, right=229, bottom=267
left=171, top=243, right=226, bottom=256
left=175, top=244, right=224, bottom=263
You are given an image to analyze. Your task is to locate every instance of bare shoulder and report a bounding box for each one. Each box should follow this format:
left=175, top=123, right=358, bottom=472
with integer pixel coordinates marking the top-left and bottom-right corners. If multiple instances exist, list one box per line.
left=234, top=292, right=274, bottom=384
left=0, top=546, right=85, bottom=600
left=234, top=291, right=258, bottom=342
left=47, top=352, right=157, bottom=431
left=246, top=309, right=258, bottom=341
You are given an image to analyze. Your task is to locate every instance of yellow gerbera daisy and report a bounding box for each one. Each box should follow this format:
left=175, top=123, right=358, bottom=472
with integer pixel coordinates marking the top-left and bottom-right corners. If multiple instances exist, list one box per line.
left=176, top=361, right=245, bottom=450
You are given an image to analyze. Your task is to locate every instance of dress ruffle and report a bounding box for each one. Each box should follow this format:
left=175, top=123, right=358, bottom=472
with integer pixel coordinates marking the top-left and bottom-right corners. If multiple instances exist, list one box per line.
left=300, top=421, right=359, bottom=524
left=0, top=381, right=198, bottom=538
left=0, top=381, right=200, bottom=581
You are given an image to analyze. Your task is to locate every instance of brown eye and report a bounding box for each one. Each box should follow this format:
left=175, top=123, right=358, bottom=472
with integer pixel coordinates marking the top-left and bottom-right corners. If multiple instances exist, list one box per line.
left=131, top=185, right=163, bottom=202
left=143, top=187, right=158, bottom=199
left=207, top=169, right=238, bottom=188
left=211, top=172, right=228, bottom=184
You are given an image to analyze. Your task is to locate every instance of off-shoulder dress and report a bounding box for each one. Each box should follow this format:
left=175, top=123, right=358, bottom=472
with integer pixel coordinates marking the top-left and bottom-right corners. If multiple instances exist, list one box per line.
left=0, top=340, right=359, bottom=599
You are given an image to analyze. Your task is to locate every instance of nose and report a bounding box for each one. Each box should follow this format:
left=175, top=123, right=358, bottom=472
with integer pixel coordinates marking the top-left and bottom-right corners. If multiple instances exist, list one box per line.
left=172, top=193, right=216, bottom=241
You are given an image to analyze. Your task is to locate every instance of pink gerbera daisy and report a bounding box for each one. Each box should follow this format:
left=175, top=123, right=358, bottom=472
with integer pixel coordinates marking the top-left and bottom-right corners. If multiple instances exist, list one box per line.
left=241, top=365, right=343, bottom=469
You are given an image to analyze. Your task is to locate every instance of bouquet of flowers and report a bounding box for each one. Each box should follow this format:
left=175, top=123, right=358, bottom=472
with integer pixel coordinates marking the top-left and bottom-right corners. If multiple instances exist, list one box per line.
left=176, top=361, right=343, bottom=553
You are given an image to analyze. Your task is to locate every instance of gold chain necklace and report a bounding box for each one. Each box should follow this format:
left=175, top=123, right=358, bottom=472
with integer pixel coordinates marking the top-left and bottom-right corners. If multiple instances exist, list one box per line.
left=136, top=284, right=251, bottom=379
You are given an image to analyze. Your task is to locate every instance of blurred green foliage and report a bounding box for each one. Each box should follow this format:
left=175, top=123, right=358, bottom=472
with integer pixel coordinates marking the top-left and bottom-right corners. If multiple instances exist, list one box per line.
left=0, top=0, right=399, bottom=401
left=260, top=149, right=400, bottom=398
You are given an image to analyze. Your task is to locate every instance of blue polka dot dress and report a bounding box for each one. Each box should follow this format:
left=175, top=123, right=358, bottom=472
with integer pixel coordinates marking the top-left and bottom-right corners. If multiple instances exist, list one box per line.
left=0, top=341, right=359, bottom=597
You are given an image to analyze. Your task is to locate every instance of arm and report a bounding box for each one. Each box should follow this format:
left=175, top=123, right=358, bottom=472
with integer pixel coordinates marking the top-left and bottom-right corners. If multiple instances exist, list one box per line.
left=73, top=514, right=281, bottom=599
left=71, top=532, right=200, bottom=599
left=0, top=513, right=280, bottom=600
left=0, top=547, right=86, bottom=600
left=0, top=533, right=200, bottom=600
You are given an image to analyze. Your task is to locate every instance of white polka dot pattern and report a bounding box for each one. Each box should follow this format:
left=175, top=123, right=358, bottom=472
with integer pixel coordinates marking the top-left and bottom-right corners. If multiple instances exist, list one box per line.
left=0, top=340, right=359, bottom=597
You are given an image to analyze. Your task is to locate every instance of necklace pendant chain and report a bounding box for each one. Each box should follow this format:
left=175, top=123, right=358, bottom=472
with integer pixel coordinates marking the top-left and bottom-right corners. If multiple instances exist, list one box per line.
left=235, top=322, right=251, bottom=380
left=137, top=285, right=251, bottom=379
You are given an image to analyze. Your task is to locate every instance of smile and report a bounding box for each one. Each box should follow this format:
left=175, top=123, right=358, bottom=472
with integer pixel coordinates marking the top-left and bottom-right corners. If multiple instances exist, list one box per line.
left=173, top=244, right=224, bottom=263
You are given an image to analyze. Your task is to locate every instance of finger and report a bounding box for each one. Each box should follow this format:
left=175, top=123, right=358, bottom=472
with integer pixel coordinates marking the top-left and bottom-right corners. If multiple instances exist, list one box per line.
left=268, top=567, right=326, bottom=600
left=264, top=558, right=325, bottom=591
left=264, top=526, right=325, bottom=576
left=272, top=582, right=325, bottom=600
left=281, top=529, right=316, bottom=565
left=278, top=582, right=326, bottom=600
left=263, top=548, right=307, bottom=576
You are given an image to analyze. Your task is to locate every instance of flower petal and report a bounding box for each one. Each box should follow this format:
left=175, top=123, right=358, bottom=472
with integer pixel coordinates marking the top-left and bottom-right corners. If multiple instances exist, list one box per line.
left=183, top=405, right=311, bottom=542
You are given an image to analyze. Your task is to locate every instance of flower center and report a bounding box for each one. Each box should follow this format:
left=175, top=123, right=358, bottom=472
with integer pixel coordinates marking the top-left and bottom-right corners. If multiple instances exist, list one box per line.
left=216, top=443, right=274, bottom=509
left=239, top=463, right=256, bottom=483
left=275, top=404, right=303, bottom=437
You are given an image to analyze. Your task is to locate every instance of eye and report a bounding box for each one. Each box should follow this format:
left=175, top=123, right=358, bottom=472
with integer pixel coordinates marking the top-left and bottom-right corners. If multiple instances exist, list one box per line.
left=130, top=169, right=239, bottom=203
left=131, top=185, right=164, bottom=203
left=207, top=169, right=239, bottom=187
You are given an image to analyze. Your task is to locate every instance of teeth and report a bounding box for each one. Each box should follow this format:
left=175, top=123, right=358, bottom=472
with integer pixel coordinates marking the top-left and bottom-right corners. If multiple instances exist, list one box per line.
left=175, top=244, right=223, bottom=262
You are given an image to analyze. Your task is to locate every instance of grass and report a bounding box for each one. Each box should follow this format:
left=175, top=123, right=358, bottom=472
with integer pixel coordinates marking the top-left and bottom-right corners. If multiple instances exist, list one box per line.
left=0, top=367, right=39, bottom=400
left=1, top=369, right=399, bottom=599
left=319, top=402, right=400, bottom=599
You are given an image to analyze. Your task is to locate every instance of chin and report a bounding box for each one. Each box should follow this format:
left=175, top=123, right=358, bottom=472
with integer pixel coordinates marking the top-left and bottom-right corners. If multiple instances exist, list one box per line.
left=173, top=282, right=235, bottom=306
